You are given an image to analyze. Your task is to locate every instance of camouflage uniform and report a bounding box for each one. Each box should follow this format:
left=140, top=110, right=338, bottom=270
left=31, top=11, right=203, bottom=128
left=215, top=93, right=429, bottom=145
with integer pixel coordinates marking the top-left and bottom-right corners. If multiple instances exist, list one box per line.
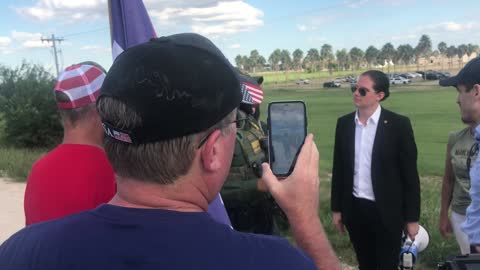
left=221, top=109, right=288, bottom=235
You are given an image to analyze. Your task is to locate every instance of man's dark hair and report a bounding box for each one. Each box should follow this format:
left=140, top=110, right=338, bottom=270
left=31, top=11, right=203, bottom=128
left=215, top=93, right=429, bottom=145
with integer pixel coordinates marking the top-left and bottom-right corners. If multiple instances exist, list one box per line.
left=361, top=70, right=390, bottom=101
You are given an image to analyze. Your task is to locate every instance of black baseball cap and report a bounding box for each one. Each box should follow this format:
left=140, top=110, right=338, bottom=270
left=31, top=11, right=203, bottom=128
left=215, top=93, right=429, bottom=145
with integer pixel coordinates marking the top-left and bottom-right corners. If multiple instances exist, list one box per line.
left=440, top=57, right=480, bottom=87
left=99, top=33, right=242, bottom=144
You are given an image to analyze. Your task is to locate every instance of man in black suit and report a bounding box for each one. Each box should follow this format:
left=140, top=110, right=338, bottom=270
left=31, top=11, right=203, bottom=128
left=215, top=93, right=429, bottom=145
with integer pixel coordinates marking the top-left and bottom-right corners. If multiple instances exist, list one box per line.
left=331, top=70, right=421, bottom=269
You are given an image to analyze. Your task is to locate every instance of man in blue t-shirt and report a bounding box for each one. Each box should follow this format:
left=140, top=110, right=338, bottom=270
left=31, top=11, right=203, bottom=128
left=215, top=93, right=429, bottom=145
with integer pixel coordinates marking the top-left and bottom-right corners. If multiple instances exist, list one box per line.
left=0, top=33, right=340, bottom=270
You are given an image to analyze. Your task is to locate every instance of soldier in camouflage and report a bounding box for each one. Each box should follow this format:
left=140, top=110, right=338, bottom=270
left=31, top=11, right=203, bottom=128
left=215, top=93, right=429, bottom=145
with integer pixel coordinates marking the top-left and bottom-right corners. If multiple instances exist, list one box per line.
left=221, top=74, right=288, bottom=235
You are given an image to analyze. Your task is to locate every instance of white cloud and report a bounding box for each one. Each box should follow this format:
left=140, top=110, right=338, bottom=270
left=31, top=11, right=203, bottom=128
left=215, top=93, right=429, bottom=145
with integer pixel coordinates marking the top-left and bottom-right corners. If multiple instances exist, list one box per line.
left=11, top=31, right=42, bottom=42
left=344, top=0, right=369, bottom=8
left=297, top=24, right=307, bottom=32
left=15, top=0, right=107, bottom=22
left=23, top=40, right=50, bottom=48
left=389, top=21, right=480, bottom=45
left=441, top=21, right=477, bottom=32
left=0, top=30, right=54, bottom=51
left=10, top=31, right=49, bottom=48
left=80, top=45, right=111, bottom=54
left=15, top=0, right=264, bottom=36
left=381, top=0, right=415, bottom=5
left=229, top=44, right=241, bottom=49
left=419, top=21, right=479, bottom=33
left=154, top=1, right=264, bottom=36
left=0, top=37, right=11, bottom=47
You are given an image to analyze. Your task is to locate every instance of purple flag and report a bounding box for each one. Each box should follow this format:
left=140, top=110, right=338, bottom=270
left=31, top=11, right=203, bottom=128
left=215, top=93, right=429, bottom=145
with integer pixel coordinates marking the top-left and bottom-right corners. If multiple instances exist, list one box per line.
left=108, top=0, right=157, bottom=60
left=108, top=0, right=232, bottom=227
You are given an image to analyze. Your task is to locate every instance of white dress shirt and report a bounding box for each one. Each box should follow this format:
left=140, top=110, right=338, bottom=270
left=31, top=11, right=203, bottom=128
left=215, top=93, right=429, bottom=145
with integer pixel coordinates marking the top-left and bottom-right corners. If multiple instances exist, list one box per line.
left=353, top=105, right=381, bottom=201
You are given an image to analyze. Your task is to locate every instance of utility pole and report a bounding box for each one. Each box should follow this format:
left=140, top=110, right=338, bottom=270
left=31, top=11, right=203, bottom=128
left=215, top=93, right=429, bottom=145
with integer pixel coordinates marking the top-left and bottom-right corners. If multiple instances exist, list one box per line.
left=41, top=34, right=64, bottom=77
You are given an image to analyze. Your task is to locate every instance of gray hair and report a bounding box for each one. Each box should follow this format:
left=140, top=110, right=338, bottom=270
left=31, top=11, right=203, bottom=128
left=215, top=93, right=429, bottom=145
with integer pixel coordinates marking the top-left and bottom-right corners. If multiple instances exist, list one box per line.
left=97, top=96, right=235, bottom=185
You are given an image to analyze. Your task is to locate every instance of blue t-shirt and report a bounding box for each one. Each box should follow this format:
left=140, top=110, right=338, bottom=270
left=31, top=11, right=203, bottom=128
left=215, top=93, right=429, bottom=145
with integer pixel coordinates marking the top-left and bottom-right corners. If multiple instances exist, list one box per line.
left=462, top=125, right=480, bottom=245
left=0, top=204, right=315, bottom=270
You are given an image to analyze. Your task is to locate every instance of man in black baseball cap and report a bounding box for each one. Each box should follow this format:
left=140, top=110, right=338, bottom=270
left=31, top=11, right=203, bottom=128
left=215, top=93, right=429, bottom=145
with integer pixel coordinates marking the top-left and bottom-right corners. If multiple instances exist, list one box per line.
left=440, top=57, right=480, bottom=253
left=0, top=33, right=339, bottom=270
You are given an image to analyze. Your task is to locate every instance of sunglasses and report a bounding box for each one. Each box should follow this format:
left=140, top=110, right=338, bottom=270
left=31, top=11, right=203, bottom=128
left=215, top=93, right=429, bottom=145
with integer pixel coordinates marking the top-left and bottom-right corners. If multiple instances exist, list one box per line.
left=467, top=143, right=479, bottom=172
left=196, top=118, right=247, bottom=148
left=351, top=86, right=369, bottom=96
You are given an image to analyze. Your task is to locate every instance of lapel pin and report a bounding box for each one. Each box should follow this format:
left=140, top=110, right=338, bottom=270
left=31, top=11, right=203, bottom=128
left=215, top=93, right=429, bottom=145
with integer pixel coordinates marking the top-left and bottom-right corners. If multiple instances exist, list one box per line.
left=384, top=120, right=388, bottom=124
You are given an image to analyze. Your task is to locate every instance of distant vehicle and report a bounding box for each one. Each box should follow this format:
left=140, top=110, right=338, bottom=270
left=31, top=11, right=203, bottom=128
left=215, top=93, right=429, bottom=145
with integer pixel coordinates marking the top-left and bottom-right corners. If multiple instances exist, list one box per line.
left=401, top=73, right=421, bottom=79
left=390, top=77, right=410, bottom=85
left=296, top=78, right=310, bottom=85
left=424, top=71, right=449, bottom=80
left=345, top=75, right=356, bottom=82
left=323, top=81, right=341, bottom=88
left=438, top=71, right=451, bottom=78
left=416, top=71, right=425, bottom=76
left=409, top=72, right=423, bottom=78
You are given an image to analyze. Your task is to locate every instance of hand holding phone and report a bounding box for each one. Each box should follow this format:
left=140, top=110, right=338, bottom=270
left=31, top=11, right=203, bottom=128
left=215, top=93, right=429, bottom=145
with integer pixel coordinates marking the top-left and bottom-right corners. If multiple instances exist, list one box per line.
left=267, top=101, right=307, bottom=176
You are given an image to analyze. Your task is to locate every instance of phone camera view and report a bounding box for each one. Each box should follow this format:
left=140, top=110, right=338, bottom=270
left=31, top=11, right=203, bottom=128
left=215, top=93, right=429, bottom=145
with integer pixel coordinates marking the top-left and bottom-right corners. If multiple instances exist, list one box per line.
left=269, top=102, right=306, bottom=176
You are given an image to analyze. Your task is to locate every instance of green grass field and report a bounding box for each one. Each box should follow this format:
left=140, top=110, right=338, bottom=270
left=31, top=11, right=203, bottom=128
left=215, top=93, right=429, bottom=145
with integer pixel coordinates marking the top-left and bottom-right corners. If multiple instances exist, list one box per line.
left=0, top=81, right=468, bottom=269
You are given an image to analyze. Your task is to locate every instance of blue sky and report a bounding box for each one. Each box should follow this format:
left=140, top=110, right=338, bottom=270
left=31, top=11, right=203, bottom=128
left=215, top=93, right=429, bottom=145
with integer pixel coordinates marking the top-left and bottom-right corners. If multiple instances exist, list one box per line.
left=0, top=0, right=478, bottom=74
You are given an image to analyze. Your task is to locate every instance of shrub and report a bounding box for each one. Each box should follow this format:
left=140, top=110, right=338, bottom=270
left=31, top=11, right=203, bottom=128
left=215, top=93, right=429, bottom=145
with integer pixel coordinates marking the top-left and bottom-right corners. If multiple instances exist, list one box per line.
left=0, top=62, right=62, bottom=147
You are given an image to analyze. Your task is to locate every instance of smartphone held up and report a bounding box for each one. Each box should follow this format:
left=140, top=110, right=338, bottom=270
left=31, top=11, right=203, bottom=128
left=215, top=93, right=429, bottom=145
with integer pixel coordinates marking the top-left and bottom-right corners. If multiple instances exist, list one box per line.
left=267, top=101, right=307, bottom=177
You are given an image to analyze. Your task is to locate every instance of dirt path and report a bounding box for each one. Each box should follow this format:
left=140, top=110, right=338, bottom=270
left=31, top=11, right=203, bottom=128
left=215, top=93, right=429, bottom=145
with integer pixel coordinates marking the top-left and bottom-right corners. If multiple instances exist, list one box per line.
left=0, top=178, right=25, bottom=244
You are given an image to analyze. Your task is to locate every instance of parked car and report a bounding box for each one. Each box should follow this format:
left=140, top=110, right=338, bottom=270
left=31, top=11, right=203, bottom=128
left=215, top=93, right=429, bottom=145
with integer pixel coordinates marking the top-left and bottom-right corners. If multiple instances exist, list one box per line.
left=401, top=73, right=421, bottom=79
left=409, top=72, right=423, bottom=78
left=345, top=75, right=356, bottom=82
left=296, top=78, right=310, bottom=85
left=323, top=81, right=341, bottom=88
left=390, top=76, right=410, bottom=85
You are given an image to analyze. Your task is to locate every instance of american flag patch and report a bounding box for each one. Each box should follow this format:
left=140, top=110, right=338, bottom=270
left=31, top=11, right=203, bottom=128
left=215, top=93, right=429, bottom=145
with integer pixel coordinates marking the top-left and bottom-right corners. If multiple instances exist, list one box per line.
left=102, top=123, right=133, bottom=144
left=241, top=82, right=263, bottom=104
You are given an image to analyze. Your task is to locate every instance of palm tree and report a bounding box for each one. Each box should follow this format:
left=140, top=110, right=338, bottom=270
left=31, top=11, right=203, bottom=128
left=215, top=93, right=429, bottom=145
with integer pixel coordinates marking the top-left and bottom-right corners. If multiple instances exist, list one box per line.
left=446, top=46, right=457, bottom=69
left=241, top=55, right=251, bottom=72
left=380, top=43, right=396, bottom=73
left=467, top=43, right=476, bottom=60
left=304, top=48, right=320, bottom=73
left=415, top=34, right=432, bottom=78
left=336, top=49, right=349, bottom=71
left=248, top=50, right=261, bottom=73
left=457, top=44, right=468, bottom=67
left=365, top=46, right=379, bottom=68
left=280, top=50, right=292, bottom=81
left=268, top=49, right=282, bottom=71
left=235, top=55, right=244, bottom=70
left=292, top=49, right=304, bottom=71
left=349, top=47, right=364, bottom=70
left=438, top=42, right=447, bottom=70
left=396, top=44, right=414, bottom=67
left=320, top=44, right=335, bottom=74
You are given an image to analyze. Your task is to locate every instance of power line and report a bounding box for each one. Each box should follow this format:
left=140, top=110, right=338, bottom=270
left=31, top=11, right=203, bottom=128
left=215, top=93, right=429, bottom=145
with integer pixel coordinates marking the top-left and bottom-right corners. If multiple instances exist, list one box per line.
left=41, top=34, right=64, bottom=77
left=63, top=27, right=109, bottom=38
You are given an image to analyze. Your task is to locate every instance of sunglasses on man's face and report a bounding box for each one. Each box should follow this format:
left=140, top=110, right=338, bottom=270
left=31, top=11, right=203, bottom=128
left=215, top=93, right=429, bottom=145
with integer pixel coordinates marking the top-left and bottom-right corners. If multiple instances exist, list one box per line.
left=351, top=86, right=369, bottom=96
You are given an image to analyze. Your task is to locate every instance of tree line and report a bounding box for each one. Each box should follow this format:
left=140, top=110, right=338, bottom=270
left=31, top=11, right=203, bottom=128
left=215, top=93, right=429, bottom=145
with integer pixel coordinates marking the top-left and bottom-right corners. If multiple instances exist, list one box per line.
left=235, top=34, right=480, bottom=74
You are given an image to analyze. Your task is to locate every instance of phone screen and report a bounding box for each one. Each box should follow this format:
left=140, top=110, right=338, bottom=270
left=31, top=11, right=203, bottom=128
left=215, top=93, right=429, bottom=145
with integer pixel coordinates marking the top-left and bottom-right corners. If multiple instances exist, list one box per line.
left=268, top=101, right=307, bottom=176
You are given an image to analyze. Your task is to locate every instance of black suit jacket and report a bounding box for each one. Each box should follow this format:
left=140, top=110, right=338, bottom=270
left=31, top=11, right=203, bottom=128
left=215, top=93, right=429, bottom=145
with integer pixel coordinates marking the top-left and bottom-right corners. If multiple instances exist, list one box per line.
left=330, top=108, right=420, bottom=230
